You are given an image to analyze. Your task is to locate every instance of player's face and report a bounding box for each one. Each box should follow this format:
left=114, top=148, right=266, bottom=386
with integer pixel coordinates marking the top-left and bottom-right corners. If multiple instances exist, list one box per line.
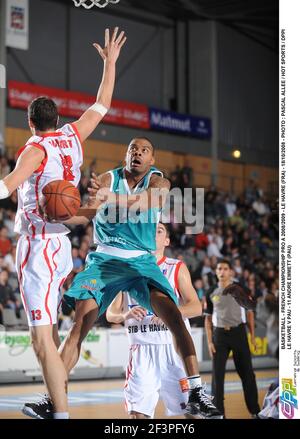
left=155, top=223, right=170, bottom=251
left=216, top=263, right=232, bottom=282
left=125, top=138, right=155, bottom=174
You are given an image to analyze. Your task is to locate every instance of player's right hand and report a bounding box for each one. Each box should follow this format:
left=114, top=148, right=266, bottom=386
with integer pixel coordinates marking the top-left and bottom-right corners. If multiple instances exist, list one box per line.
left=208, top=342, right=216, bottom=358
left=93, top=27, right=127, bottom=64
left=124, top=306, right=147, bottom=322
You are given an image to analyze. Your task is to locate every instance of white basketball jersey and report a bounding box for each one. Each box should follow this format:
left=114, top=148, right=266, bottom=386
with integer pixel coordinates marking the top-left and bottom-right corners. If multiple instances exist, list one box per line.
left=124, top=256, right=191, bottom=345
left=14, top=123, right=83, bottom=238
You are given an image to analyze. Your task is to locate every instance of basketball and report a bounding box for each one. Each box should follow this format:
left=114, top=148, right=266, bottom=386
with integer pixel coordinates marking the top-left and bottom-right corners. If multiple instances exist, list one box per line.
left=41, top=180, right=81, bottom=221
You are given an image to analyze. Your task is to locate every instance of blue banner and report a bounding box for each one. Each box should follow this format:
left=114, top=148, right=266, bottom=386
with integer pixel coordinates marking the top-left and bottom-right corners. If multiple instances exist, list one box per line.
left=149, top=108, right=211, bottom=139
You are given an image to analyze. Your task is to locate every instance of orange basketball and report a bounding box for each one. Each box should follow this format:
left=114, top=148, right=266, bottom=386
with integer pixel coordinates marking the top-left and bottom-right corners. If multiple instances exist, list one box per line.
left=41, top=180, right=81, bottom=221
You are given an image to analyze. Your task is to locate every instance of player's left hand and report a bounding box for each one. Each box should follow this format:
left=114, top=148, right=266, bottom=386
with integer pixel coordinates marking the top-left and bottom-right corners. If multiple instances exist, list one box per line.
left=93, top=27, right=127, bottom=64
left=151, top=316, right=165, bottom=326
left=250, top=335, right=258, bottom=352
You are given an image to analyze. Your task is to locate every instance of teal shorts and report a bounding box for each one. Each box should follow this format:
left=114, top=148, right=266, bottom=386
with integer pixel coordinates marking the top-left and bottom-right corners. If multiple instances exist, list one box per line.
left=64, top=251, right=178, bottom=316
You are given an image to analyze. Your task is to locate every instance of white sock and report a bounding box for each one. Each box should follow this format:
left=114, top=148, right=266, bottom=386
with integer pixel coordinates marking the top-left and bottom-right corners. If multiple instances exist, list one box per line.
left=187, top=375, right=202, bottom=389
left=53, top=412, right=69, bottom=419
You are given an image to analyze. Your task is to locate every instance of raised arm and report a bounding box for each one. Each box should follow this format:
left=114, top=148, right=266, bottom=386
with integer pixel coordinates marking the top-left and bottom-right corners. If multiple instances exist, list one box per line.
left=73, top=27, right=126, bottom=142
left=0, top=146, right=45, bottom=199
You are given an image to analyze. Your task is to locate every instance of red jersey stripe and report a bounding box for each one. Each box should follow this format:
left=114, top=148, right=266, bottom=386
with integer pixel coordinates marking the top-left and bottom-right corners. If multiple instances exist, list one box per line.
left=43, top=239, right=54, bottom=325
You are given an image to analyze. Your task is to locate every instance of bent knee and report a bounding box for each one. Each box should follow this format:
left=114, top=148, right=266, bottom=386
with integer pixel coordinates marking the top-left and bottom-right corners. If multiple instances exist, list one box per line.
left=31, top=332, right=54, bottom=359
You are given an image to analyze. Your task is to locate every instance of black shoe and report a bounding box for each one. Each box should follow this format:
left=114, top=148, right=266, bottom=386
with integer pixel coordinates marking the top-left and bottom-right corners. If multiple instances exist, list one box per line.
left=251, top=414, right=261, bottom=419
left=185, top=386, right=223, bottom=419
left=22, top=394, right=53, bottom=419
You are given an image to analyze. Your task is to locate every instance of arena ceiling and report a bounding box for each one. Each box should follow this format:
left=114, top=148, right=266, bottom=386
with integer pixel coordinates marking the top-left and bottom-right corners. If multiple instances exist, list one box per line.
left=124, top=0, right=279, bottom=51
left=56, top=0, right=279, bottom=52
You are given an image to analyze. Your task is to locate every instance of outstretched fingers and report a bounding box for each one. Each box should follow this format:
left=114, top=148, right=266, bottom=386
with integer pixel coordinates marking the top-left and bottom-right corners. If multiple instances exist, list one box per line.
left=118, top=35, right=127, bottom=49
left=115, top=30, right=125, bottom=44
left=111, top=26, right=119, bottom=43
left=93, top=43, right=105, bottom=60
left=105, top=27, right=110, bottom=47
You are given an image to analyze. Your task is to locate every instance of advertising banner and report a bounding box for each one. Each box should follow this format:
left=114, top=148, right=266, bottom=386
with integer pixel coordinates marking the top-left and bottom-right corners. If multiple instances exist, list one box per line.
left=6, top=0, right=29, bottom=50
left=8, top=81, right=150, bottom=129
left=149, top=107, right=211, bottom=139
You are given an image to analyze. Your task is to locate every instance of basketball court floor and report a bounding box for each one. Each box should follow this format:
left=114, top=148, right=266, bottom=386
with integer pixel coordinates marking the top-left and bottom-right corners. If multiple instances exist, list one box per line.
left=0, top=369, right=277, bottom=419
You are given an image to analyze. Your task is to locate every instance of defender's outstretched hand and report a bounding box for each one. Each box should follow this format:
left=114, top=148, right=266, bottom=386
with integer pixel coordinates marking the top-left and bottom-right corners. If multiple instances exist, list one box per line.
left=73, top=27, right=126, bottom=142
left=93, top=27, right=126, bottom=63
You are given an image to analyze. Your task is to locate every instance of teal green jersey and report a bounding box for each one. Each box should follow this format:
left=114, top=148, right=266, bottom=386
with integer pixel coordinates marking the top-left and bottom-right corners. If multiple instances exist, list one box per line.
left=93, top=166, right=163, bottom=252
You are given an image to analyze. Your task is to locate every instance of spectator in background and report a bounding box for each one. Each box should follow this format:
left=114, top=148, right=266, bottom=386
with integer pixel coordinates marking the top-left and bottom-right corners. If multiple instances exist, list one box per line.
left=72, top=247, right=84, bottom=273
left=78, top=241, right=90, bottom=261
left=0, top=269, right=21, bottom=316
left=244, top=180, right=259, bottom=204
left=194, top=278, right=205, bottom=301
left=221, top=236, right=234, bottom=257
left=3, top=209, right=16, bottom=239
left=207, top=237, right=223, bottom=258
left=252, top=197, right=270, bottom=216
left=181, top=158, right=193, bottom=187
left=195, top=232, right=209, bottom=251
left=0, top=156, right=11, bottom=179
left=257, top=288, right=279, bottom=359
left=0, top=226, right=12, bottom=257
left=229, top=209, right=245, bottom=230
left=3, top=244, right=17, bottom=273
left=170, top=165, right=181, bottom=189
left=248, top=278, right=262, bottom=301
left=0, top=189, right=18, bottom=212
left=225, top=196, right=237, bottom=217
left=232, top=258, right=243, bottom=277
left=201, top=257, right=213, bottom=277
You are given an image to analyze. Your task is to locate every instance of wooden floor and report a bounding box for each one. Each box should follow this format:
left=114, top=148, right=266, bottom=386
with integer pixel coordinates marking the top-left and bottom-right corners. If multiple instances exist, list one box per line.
left=0, top=369, right=277, bottom=419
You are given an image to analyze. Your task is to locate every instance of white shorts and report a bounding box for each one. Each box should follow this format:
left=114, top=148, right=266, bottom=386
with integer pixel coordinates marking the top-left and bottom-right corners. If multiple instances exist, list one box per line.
left=124, top=344, right=188, bottom=418
left=16, top=235, right=73, bottom=327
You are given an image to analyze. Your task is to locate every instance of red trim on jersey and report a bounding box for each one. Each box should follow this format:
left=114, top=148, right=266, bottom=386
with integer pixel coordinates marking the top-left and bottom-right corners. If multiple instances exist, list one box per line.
left=157, top=256, right=166, bottom=266
left=70, top=122, right=84, bottom=156
left=43, top=239, right=54, bottom=325
left=16, top=142, right=48, bottom=174
left=34, top=168, right=47, bottom=238
left=41, top=223, right=46, bottom=240
left=16, top=145, right=27, bottom=158
left=24, top=211, right=36, bottom=239
left=40, top=131, right=63, bottom=138
left=57, top=276, right=66, bottom=311
left=18, top=236, right=31, bottom=313
left=174, top=261, right=183, bottom=296
left=34, top=148, right=48, bottom=174
left=17, top=141, right=45, bottom=157
left=51, top=237, right=61, bottom=271
left=124, top=345, right=139, bottom=389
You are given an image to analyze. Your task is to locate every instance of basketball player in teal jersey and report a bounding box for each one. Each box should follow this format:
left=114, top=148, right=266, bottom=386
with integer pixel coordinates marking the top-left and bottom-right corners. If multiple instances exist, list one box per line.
left=24, top=137, right=222, bottom=419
